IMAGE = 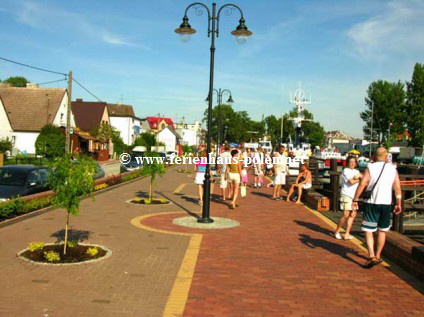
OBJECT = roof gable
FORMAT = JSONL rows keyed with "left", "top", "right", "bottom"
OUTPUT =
{"left": 0, "top": 87, "right": 66, "bottom": 131}
{"left": 107, "top": 104, "right": 135, "bottom": 117}
{"left": 71, "top": 100, "right": 108, "bottom": 132}
{"left": 147, "top": 116, "right": 175, "bottom": 129}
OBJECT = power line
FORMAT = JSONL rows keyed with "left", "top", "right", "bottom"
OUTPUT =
{"left": 72, "top": 78, "right": 103, "bottom": 102}
{"left": 1, "top": 56, "right": 104, "bottom": 102}
{"left": 0, "top": 56, "right": 67, "bottom": 76}
{"left": 36, "top": 78, "right": 68, "bottom": 86}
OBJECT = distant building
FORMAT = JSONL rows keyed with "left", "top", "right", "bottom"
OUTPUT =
{"left": 175, "top": 120, "right": 202, "bottom": 147}
{"left": 107, "top": 103, "right": 141, "bottom": 145}
{"left": 145, "top": 116, "right": 175, "bottom": 133}
{"left": 71, "top": 99, "right": 112, "bottom": 159}
{"left": 156, "top": 126, "right": 182, "bottom": 152}
{"left": 0, "top": 85, "right": 75, "bottom": 154}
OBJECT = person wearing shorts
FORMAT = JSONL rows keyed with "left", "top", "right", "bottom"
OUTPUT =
{"left": 253, "top": 147, "right": 264, "bottom": 188}
{"left": 272, "top": 145, "right": 289, "bottom": 200}
{"left": 352, "top": 147, "right": 402, "bottom": 268}
{"left": 226, "top": 149, "right": 242, "bottom": 209}
{"left": 286, "top": 163, "right": 312, "bottom": 204}
{"left": 219, "top": 144, "right": 232, "bottom": 201}
{"left": 334, "top": 156, "right": 362, "bottom": 240}
{"left": 194, "top": 151, "right": 211, "bottom": 206}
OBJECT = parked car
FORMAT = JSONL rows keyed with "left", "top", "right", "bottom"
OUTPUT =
{"left": 93, "top": 162, "right": 105, "bottom": 179}
{"left": 157, "top": 151, "right": 168, "bottom": 163}
{"left": 0, "top": 165, "right": 51, "bottom": 201}
{"left": 166, "top": 151, "right": 178, "bottom": 162}
{"left": 123, "top": 156, "right": 143, "bottom": 171}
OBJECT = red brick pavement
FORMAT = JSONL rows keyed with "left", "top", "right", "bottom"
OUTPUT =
{"left": 142, "top": 183, "right": 424, "bottom": 317}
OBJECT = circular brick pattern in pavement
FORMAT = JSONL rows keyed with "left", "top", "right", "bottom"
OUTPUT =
{"left": 172, "top": 216, "right": 240, "bottom": 229}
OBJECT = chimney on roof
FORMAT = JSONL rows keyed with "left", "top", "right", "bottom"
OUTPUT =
{"left": 26, "top": 83, "right": 39, "bottom": 88}
{"left": 76, "top": 98, "right": 83, "bottom": 102}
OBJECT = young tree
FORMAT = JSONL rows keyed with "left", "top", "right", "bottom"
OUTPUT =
{"left": 35, "top": 124, "right": 65, "bottom": 158}
{"left": 133, "top": 132, "right": 156, "bottom": 151}
{"left": 0, "top": 137, "right": 13, "bottom": 153}
{"left": 139, "top": 152, "right": 166, "bottom": 202}
{"left": 405, "top": 63, "right": 424, "bottom": 147}
{"left": 4, "top": 76, "right": 29, "bottom": 87}
{"left": 360, "top": 80, "right": 405, "bottom": 144}
{"left": 49, "top": 155, "right": 96, "bottom": 254}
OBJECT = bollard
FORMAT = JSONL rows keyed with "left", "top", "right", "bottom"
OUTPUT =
{"left": 330, "top": 172, "right": 340, "bottom": 212}
{"left": 330, "top": 158, "right": 338, "bottom": 172}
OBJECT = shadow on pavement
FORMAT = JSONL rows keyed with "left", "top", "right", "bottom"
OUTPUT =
{"left": 135, "top": 191, "right": 150, "bottom": 198}
{"left": 51, "top": 229, "right": 91, "bottom": 243}
{"left": 299, "top": 234, "right": 367, "bottom": 267}
{"left": 250, "top": 191, "right": 273, "bottom": 199}
{"left": 294, "top": 220, "right": 334, "bottom": 237}
{"left": 159, "top": 192, "right": 200, "bottom": 220}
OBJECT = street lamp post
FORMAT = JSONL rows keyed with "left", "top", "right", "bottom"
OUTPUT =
{"left": 175, "top": 2, "right": 252, "bottom": 223}
{"left": 205, "top": 88, "right": 234, "bottom": 169}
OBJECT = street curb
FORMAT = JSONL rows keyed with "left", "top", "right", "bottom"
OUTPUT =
{"left": 0, "top": 165, "right": 177, "bottom": 229}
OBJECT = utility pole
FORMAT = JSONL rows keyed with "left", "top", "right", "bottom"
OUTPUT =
{"left": 280, "top": 112, "right": 283, "bottom": 145}
{"left": 369, "top": 100, "right": 374, "bottom": 158}
{"left": 66, "top": 70, "right": 72, "bottom": 154}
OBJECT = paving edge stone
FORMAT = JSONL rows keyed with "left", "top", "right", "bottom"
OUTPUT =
{"left": 16, "top": 243, "right": 112, "bottom": 266}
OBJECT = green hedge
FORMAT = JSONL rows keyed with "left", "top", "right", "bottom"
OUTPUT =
{"left": 0, "top": 171, "right": 141, "bottom": 221}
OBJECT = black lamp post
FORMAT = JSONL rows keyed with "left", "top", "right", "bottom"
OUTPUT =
{"left": 205, "top": 88, "right": 234, "bottom": 169}
{"left": 175, "top": 2, "right": 252, "bottom": 223}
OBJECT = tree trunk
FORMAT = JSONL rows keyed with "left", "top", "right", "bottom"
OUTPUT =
{"left": 149, "top": 178, "right": 153, "bottom": 201}
{"left": 63, "top": 211, "right": 70, "bottom": 255}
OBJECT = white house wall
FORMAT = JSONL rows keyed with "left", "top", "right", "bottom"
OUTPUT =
{"left": 157, "top": 129, "right": 176, "bottom": 152}
{"left": 0, "top": 98, "right": 13, "bottom": 139}
{"left": 52, "top": 94, "right": 76, "bottom": 128}
{"left": 110, "top": 116, "right": 133, "bottom": 145}
{"left": 12, "top": 132, "right": 39, "bottom": 154}
{"left": 177, "top": 129, "right": 197, "bottom": 146}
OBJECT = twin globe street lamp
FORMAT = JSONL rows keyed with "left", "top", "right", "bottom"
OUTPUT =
{"left": 175, "top": 2, "right": 252, "bottom": 223}
{"left": 205, "top": 88, "right": 234, "bottom": 169}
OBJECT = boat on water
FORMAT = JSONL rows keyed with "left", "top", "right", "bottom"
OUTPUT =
{"left": 313, "top": 146, "right": 346, "bottom": 167}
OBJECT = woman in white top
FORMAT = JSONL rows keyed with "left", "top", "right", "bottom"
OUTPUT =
{"left": 334, "top": 156, "right": 362, "bottom": 240}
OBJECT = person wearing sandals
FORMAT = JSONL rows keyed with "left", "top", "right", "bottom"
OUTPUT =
{"left": 334, "top": 156, "right": 362, "bottom": 240}
{"left": 226, "top": 149, "right": 243, "bottom": 209}
{"left": 352, "top": 147, "right": 402, "bottom": 269}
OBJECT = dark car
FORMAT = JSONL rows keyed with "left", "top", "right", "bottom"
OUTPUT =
{"left": 0, "top": 165, "right": 50, "bottom": 201}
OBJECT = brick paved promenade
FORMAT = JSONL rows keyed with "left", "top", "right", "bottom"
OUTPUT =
{"left": 0, "top": 166, "right": 423, "bottom": 316}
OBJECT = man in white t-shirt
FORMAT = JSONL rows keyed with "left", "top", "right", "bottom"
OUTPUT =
{"left": 352, "top": 147, "right": 402, "bottom": 268}
{"left": 219, "top": 144, "right": 232, "bottom": 201}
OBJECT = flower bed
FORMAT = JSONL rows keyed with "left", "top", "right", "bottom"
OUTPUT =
{"left": 18, "top": 242, "right": 110, "bottom": 264}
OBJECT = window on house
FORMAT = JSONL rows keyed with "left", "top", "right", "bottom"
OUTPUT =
{"left": 161, "top": 123, "right": 166, "bottom": 130}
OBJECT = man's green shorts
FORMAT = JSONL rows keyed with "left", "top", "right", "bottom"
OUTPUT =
{"left": 361, "top": 203, "right": 393, "bottom": 232}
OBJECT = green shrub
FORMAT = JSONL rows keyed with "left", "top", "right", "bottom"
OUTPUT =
{"left": 0, "top": 199, "right": 25, "bottom": 218}
{"left": 86, "top": 247, "right": 98, "bottom": 256}
{"left": 44, "top": 251, "right": 60, "bottom": 262}
{"left": 28, "top": 242, "right": 45, "bottom": 252}
{"left": 67, "top": 240, "right": 78, "bottom": 248}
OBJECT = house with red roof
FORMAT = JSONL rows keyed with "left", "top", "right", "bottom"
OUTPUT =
{"left": 146, "top": 116, "right": 175, "bottom": 133}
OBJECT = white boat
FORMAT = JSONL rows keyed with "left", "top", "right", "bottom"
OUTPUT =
{"left": 313, "top": 147, "right": 346, "bottom": 167}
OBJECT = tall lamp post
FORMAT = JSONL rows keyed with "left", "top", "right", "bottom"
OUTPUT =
{"left": 175, "top": 2, "right": 252, "bottom": 223}
{"left": 205, "top": 88, "right": 234, "bottom": 169}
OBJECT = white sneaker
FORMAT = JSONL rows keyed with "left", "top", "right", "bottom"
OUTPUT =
{"left": 334, "top": 232, "right": 342, "bottom": 240}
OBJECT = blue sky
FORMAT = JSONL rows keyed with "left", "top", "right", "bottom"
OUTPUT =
{"left": 1, "top": 0, "right": 423, "bottom": 138}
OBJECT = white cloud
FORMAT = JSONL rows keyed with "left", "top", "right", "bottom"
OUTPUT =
{"left": 347, "top": 0, "right": 424, "bottom": 60}
{"left": 15, "top": 1, "right": 147, "bottom": 48}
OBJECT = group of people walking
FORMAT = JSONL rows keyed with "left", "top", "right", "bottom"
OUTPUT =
{"left": 194, "top": 144, "right": 312, "bottom": 209}
{"left": 194, "top": 144, "right": 402, "bottom": 269}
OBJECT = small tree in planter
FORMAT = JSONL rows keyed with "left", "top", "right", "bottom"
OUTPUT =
{"left": 136, "top": 152, "right": 167, "bottom": 204}
{"left": 49, "top": 155, "right": 96, "bottom": 254}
